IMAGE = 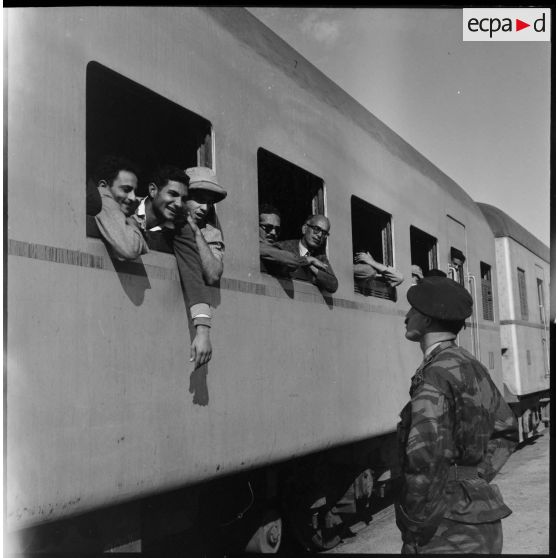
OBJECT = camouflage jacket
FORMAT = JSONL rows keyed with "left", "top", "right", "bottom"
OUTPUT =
{"left": 395, "top": 341, "right": 518, "bottom": 547}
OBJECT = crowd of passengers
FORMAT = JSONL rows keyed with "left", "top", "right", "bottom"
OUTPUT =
{"left": 87, "top": 155, "right": 446, "bottom": 368}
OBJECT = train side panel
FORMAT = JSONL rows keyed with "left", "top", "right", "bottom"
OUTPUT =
{"left": 495, "top": 237, "right": 550, "bottom": 396}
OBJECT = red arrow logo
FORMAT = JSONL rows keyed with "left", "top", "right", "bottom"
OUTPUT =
{"left": 516, "top": 19, "right": 530, "bottom": 31}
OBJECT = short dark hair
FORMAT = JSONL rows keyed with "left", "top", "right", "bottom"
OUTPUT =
{"left": 93, "top": 155, "right": 139, "bottom": 186}
{"left": 425, "top": 269, "right": 447, "bottom": 278}
{"left": 150, "top": 165, "right": 189, "bottom": 190}
{"left": 259, "top": 203, "right": 280, "bottom": 217}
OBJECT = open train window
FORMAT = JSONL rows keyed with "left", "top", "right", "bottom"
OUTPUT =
{"left": 257, "top": 148, "right": 324, "bottom": 245}
{"left": 86, "top": 61, "right": 213, "bottom": 242}
{"left": 448, "top": 247, "right": 465, "bottom": 286}
{"left": 410, "top": 226, "right": 438, "bottom": 277}
{"left": 517, "top": 268, "right": 529, "bottom": 320}
{"left": 480, "top": 262, "right": 494, "bottom": 321}
{"left": 351, "top": 196, "right": 396, "bottom": 301}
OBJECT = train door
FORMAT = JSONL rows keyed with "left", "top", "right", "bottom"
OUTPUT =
{"left": 446, "top": 216, "right": 477, "bottom": 357}
{"left": 535, "top": 265, "right": 550, "bottom": 378}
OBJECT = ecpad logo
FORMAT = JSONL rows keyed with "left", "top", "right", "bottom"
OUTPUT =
{"left": 463, "top": 9, "right": 550, "bottom": 41}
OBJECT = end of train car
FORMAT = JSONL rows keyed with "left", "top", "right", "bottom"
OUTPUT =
{"left": 477, "top": 203, "right": 551, "bottom": 441}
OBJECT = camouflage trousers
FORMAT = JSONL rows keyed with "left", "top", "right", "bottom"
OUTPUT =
{"left": 401, "top": 518, "right": 503, "bottom": 554}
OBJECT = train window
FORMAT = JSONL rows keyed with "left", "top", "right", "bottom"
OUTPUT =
{"left": 536, "top": 278, "right": 546, "bottom": 324}
{"left": 480, "top": 262, "right": 494, "bottom": 321}
{"left": 86, "top": 61, "right": 213, "bottom": 241}
{"left": 517, "top": 268, "right": 529, "bottom": 320}
{"left": 351, "top": 196, "right": 396, "bottom": 301}
{"left": 526, "top": 349, "right": 531, "bottom": 365}
{"left": 257, "top": 148, "right": 324, "bottom": 244}
{"left": 409, "top": 226, "right": 438, "bottom": 277}
{"left": 448, "top": 247, "right": 465, "bottom": 286}
{"left": 488, "top": 351, "right": 495, "bottom": 370}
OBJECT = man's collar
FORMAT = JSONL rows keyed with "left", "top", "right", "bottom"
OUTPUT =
{"left": 136, "top": 197, "right": 147, "bottom": 216}
{"left": 424, "top": 339, "right": 456, "bottom": 359}
{"left": 299, "top": 240, "right": 309, "bottom": 257}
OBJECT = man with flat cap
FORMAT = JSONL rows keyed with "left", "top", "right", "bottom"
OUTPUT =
{"left": 395, "top": 277, "right": 518, "bottom": 554}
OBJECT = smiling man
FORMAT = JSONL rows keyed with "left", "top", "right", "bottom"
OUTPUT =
{"left": 134, "top": 165, "right": 190, "bottom": 232}
{"left": 94, "top": 155, "right": 148, "bottom": 261}
{"left": 396, "top": 276, "right": 518, "bottom": 554}
{"left": 132, "top": 165, "right": 213, "bottom": 369}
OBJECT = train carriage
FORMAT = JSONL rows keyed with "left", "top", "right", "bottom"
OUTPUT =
{"left": 478, "top": 203, "right": 551, "bottom": 441}
{"left": 7, "top": 7, "right": 511, "bottom": 553}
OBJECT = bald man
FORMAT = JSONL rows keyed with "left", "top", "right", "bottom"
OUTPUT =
{"left": 278, "top": 214, "right": 338, "bottom": 293}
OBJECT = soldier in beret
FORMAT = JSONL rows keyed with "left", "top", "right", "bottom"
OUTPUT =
{"left": 395, "top": 277, "right": 518, "bottom": 554}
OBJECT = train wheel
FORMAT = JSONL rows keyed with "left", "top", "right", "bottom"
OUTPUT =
{"left": 244, "top": 509, "right": 282, "bottom": 554}
{"left": 286, "top": 509, "right": 342, "bottom": 552}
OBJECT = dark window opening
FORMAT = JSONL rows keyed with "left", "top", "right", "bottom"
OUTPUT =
{"left": 257, "top": 148, "right": 324, "bottom": 244}
{"left": 449, "top": 247, "right": 466, "bottom": 286}
{"left": 517, "top": 268, "right": 529, "bottom": 320}
{"left": 351, "top": 196, "right": 395, "bottom": 301}
{"left": 480, "top": 262, "right": 494, "bottom": 321}
{"left": 86, "top": 61, "right": 212, "bottom": 239}
{"left": 536, "top": 278, "right": 545, "bottom": 324}
{"left": 410, "top": 226, "right": 438, "bottom": 277}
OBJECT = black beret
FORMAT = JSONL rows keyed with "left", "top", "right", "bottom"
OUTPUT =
{"left": 407, "top": 276, "right": 473, "bottom": 321}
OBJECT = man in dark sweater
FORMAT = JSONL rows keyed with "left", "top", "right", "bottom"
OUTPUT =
{"left": 259, "top": 204, "right": 310, "bottom": 277}
{"left": 133, "top": 165, "right": 213, "bottom": 369}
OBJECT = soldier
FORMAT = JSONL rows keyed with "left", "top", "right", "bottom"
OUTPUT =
{"left": 396, "top": 276, "right": 518, "bottom": 554}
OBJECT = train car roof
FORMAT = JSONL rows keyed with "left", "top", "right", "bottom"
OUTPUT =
{"left": 477, "top": 203, "right": 550, "bottom": 262}
{"left": 207, "top": 8, "right": 483, "bottom": 213}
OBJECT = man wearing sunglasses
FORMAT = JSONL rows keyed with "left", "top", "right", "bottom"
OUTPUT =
{"left": 259, "top": 204, "right": 310, "bottom": 276}
{"left": 278, "top": 214, "right": 338, "bottom": 293}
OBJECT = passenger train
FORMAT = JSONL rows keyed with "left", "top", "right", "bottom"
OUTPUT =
{"left": 6, "top": 7, "right": 551, "bottom": 554}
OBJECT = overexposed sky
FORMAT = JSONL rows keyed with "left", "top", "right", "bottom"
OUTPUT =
{"left": 249, "top": 8, "right": 552, "bottom": 244}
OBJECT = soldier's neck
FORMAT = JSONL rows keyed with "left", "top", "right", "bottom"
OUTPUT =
{"left": 420, "top": 332, "right": 457, "bottom": 355}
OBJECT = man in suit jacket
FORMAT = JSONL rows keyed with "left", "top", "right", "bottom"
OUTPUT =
{"left": 279, "top": 214, "right": 338, "bottom": 293}
{"left": 259, "top": 204, "right": 310, "bottom": 276}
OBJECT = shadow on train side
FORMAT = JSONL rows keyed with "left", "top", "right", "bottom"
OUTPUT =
{"left": 86, "top": 215, "right": 214, "bottom": 407}
{"left": 86, "top": 215, "right": 152, "bottom": 306}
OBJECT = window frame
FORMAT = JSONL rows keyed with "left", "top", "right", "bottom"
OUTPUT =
{"left": 409, "top": 225, "right": 438, "bottom": 275}
{"left": 480, "top": 261, "right": 494, "bottom": 321}
{"left": 85, "top": 61, "right": 214, "bottom": 251}
{"left": 257, "top": 148, "right": 325, "bottom": 250}
{"left": 351, "top": 195, "right": 396, "bottom": 301}
{"left": 517, "top": 267, "right": 529, "bottom": 320}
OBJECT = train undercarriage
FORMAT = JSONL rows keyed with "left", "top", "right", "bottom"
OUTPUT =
{"left": 8, "top": 434, "right": 398, "bottom": 555}
{"left": 508, "top": 390, "right": 551, "bottom": 443}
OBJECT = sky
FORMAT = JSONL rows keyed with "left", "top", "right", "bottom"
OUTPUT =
{"left": 248, "top": 8, "right": 552, "bottom": 245}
